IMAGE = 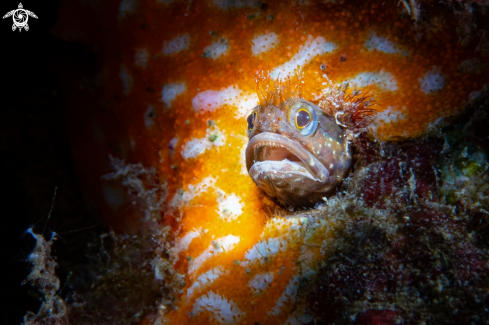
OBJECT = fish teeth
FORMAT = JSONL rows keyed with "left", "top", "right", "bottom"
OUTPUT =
{"left": 254, "top": 141, "right": 288, "bottom": 149}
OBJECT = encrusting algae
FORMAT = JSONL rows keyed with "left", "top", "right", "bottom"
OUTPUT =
{"left": 21, "top": 0, "right": 489, "bottom": 324}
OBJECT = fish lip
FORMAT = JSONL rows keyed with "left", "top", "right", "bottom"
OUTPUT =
{"left": 246, "top": 132, "right": 329, "bottom": 182}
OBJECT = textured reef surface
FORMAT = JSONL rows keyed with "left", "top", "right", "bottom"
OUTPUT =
{"left": 22, "top": 0, "right": 489, "bottom": 324}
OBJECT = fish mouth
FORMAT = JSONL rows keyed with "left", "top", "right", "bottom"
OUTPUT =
{"left": 246, "top": 132, "right": 329, "bottom": 182}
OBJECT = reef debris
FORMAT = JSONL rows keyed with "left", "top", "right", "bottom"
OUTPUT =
{"left": 23, "top": 229, "right": 68, "bottom": 325}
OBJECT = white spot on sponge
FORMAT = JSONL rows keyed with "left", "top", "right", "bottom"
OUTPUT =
{"left": 175, "top": 230, "right": 201, "bottom": 255}
{"left": 163, "top": 34, "right": 191, "bottom": 55}
{"left": 187, "top": 267, "right": 229, "bottom": 298}
{"left": 165, "top": 229, "right": 202, "bottom": 274}
{"left": 181, "top": 124, "right": 226, "bottom": 160}
{"left": 119, "top": 65, "right": 133, "bottom": 95}
{"left": 118, "top": 0, "right": 138, "bottom": 19}
{"left": 241, "top": 237, "right": 288, "bottom": 266}
{"left": 252, "top": 32, "right": 279, "bottom": 56}
{"left": 134, "top": 48, "right": 149, "bottom": 69}
{"left": 370, "top": 106, "right": 407, "bottom": 132}
{"left": 364, "top": 31, "right": 407, "bottom": 55}
{"left": 419, "top": 66, "right": 445, "bottom": 94}
{"left": 271, "top": 35, "right": 337, "bottom": 78}
{"left": 168, "top": 137, "right": 178, "bottom": 157}
{"left": 241, "top": 217, "right": 306, "bottom": 267}
{"left": 217, "top": 191, "right": 243, "bottom": 221}
{"left": 169, "top": 177, "right": 217, "bottom": 210}
{"left": 378, "top": 106, "right": 406, "bottom": 123}
{"left": 348, "top": 71, "right": 398, "bottom": 91}
{"left": 249, "top": 272, "right": 274, "bottom": 294}
{"left": 189, "top": 235, "right": 240, "bottom": 274}
{"left": 162, "top": 82, "right": 186, "bottom": 109}
{"left": 267, "top": 276, "right": 300, "bottom": 316}
{"left": 192, "top": 85, "right": 258, "bottom": 118}
{"left": 191, "top": 291, "right": 245, "bottom": 324}
{"left": 203, "top": 38, "right": 230, "bottom": 60}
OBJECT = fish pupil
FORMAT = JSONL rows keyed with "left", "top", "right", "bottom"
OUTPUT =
{"left": 296, "top": 109, "right": 311, "bottom": 128}
{"left": 247, "top": 112, "right": 256, "bottom": 130}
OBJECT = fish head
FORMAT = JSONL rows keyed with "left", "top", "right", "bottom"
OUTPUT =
{"left": 245, "top": 97, "right": 352, "bottom": 208}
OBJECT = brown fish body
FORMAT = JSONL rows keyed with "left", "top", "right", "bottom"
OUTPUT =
{"left": 246, "top": 97, "right": 352, "bottom": 208}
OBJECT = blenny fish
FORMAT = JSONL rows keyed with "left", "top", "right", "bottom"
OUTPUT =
{"left": 246, "top": 73, "right": 374, "bottom": 208}
{"left": 51, "top": 0, "right": 489, "bottom": 324}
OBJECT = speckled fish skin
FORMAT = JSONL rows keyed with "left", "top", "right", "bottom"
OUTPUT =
{"left": 246, "top": 97, "right": 351, "bottom": 208}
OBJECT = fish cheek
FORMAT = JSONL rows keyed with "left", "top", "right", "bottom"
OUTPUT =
{"left": 313, "top": 123, "right": 339, "bottom": 169}
{"left": 316, "top": 139, "right": 335, "bottom": 169}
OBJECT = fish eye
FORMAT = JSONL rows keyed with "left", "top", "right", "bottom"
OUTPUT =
{"left": 289, "top": 102, "right": 318, "bottom": 136}
{"left": 295, "top": 109, "right": 312, "bottom": 129}
{"left": 247, "top": 110, "right": 257, "bottom": 133}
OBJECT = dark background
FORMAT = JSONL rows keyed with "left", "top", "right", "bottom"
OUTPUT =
{"left": 0, "top": 1, "right": 103, "bottom": 323}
